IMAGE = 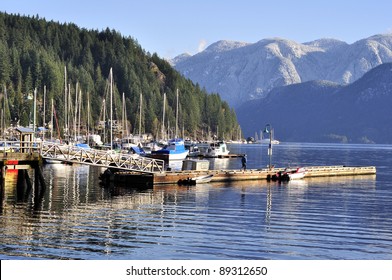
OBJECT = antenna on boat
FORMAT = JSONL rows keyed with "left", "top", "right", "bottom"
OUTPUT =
{"left": 264, "top": 124, "right": 273, "bottom": 170}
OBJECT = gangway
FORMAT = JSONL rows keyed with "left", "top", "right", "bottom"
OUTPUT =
{"left": 38, "top": 141, "right": 165, "bottom": 173}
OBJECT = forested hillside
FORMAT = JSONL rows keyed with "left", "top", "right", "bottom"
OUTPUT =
{"left": 0, "top": 12, "right": 239, "bottom": 141}
{"left": 237, "top": 63, "right": 392, "bottom": 144}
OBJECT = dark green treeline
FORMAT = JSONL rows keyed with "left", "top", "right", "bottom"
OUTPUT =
{"left": 0, "top": 12, "right": 240, "bottom": 140}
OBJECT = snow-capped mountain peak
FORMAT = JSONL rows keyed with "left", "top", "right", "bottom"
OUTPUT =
{"left": 173, "top": 34, "right": 392, "bottom": 107}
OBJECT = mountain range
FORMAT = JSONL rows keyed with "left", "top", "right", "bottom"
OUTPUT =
{"left": 172, "top": 34, "right": 392, "bottom": 108}
{"left": 172, "top": 34, "right": 392, "bottom": 143}
{"left": 236, "top": 62, "right": 392, "bottom": 144}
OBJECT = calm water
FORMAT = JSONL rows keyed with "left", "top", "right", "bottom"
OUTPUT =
{"left": 0, "top": 143, "right": 391, "bottom": 260}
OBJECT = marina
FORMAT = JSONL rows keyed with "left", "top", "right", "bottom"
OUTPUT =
{"left": 0, "top": 136, "right": 377, "bottom": 188}
{"left": 0, "top": 142, "right": 390, "bottom": 260}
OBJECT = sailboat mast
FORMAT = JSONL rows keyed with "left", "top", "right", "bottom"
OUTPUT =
{"left": 64, "top": 66, "right": 68, "bottom": 141}
{"left": 78, "top": 89, "right": 82, "bottom": 140}
{"left": 67, "top": 83, "right": 71, "bottom": 142}
{"left": 74, "top": 82, "right": 78, "bottom": 142}
{"left": 175, "top": 89, "right": 179, "bottom": 138}
{"left": 43, "top": 85, "right": 46, "bottom": 140}
{"left": 139, "top": 92, "right": 142, "bottom": 138}
{"left": 0, "top": 108, "right": 2, "bottom": 138}
{"left": 2, "top": 85, "right": 6, "bottom": 137}
{"left": 110, "top": 68, "right": 113, "bottom": 149}
{"left": 162, "top": 92, "right": 166, "bottom": 140}
{"left": 33, "top": 88, "right": 37, "bottom": 140}
{"left": 122, "top": 92, "right": 125, "bottom": 137}
{"left": 87, "top": 92, "right": 90, "bottom": 145}
{"left": 50, "top": 98, "right": 53, "bottom": 140}
{"left": 103, "top": 99, "right": 106, "bottom": 144}
{"left": 122, "top": 92, "right": 129, "bottom": 137}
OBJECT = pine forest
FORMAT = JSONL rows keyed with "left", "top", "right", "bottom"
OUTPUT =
{"left": 0, "top": 12, "right": 240, "bottom": 143}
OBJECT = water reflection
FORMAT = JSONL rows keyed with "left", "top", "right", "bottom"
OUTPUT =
{"left": 1, "top": 164, "right": 378, "bottom": 219}
{"left": 0, "top": 143, "right": 390, "bottom": 260}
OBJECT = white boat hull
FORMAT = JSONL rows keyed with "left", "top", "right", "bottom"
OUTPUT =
{"left": 287, "top": 172, "right": 306, "bottom": 180}
{"left": 168, "top": 151, "right": 189, "bottom": 161}
{"left": 194, "top": 174, "right": 213, "bottom": 183}
{"left": 178, "top": 174, "right": 213, "bottom": 185}
{"left": 151, "top": 138, "right": 189, "bottom": 161}
{"left": 203, "top": 141, "right": 230, "bottom": 157}
{"left": 271, "top": 167, "right": 307, "bottom": 181}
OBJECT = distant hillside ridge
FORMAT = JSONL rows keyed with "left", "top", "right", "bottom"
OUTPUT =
{"left": 236, "top": 62, "right": 392, "bottom": 144}
{"left": 173, "top": 34, "right": 392, "bottom": 108}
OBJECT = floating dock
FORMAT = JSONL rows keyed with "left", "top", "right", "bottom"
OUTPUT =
{"left": 200, "top": 153, "right": 245, "bottom": 159}
{"left": 102, "top": 165, "right": 376, "bottom": 186}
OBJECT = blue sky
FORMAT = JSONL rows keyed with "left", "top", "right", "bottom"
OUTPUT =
{"left": 2, "top": 0, "right": 392, "bottom": 58}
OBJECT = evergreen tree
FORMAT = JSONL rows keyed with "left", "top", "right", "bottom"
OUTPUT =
{"left": 0, "top": 12, "right": 241, "bottom": 140}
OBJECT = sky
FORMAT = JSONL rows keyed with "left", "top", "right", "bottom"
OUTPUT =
{"left": 2, "top": 0, "right": 392, "bottom": 59}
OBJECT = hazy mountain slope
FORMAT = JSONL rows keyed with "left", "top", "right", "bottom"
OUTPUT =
{"left": 236, "top": 63, "right": 392, "bottom": 144}
{"left": 324, "top": 62, "right": 392, "bottom": 143}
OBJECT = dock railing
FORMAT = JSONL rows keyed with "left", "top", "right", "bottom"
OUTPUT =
{"left": 0, "top": 140, "right": 165, "bottom": 174}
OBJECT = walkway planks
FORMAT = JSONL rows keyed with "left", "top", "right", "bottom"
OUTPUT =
{"left": 106, "top": 165, "right": 376, "bottom": 185}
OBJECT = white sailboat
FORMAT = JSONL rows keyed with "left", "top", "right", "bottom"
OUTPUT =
{"left": 150, "top": 89, "right": 189, "bottom": 161}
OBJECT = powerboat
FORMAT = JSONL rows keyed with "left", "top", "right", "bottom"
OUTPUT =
{"left": 178, "top": 174, "right": 213, "bottom": 185}
{"left": 185, "top": 142, "right": 200, "bottom": 157}
{"left": 271, "top": 167, "right": 307, "bottom": 181}
{"left": 150, "top": 138, "right": 189, "bottom": 161}
{"left": 203, "top": 141, "right": 229, "bottom": 157}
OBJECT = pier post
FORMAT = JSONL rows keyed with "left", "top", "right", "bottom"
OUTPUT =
{"left": 34, "top": 165, "right": 46, "bottom": 190}
{"left": 0, "top": 163, "right": 7, "bottom": 211}
{"left": 23, "top": 170, "right": 33, "bottom": 200}
{"left": 0, "top": 171, "right": 4, "bottom": 213}
{"left": 268, "top": 129, "right": 272, "bottom": 169}
{"left": 33, "top": 168, "right": 46, "bottom": 210}
{"left": 1, "top": 165, "right": 6, "bottom": 188}
{"left": 16, "top": 169, "right": 33, "bottom": 202}
{"left": 263, "top": 124, "right": 273, "bottom": 170}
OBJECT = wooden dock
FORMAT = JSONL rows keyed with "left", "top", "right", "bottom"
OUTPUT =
{"left": 0, "top": 152, "right": 46, "bottom": 190}
{"left": 200, "top": 153, "right": 245, "bottom": 159}
{"left": 102, "top": 165, "right": 376, "bottom": 186}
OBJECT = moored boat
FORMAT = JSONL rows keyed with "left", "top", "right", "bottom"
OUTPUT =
{"left": 203, "top": 141, "right": 229, "bottom": 157}
{"left": 256, "top": 139, "right": 280, "bottom": 144}
{"left": 178, "top": 174, "right": 213, "bottom": 185}
{"left": 271, "top": 167, "right": 306, "bottom": 181}
{"left": 149, "top": 138, "right": 189, "bottom": 161}
{"left": 185, "top": 142, "right": 200, "bottom": 157}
